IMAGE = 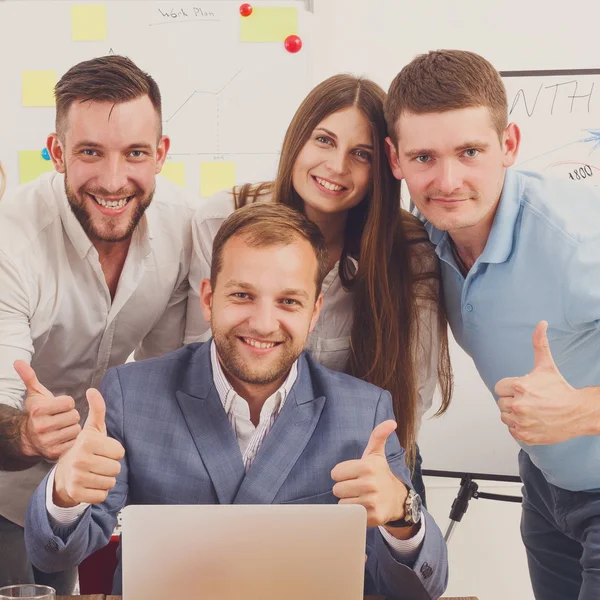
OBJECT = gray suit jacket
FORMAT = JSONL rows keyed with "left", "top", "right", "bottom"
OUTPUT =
{"left": 26, "top": 342, "right": 448, "bottom": 599}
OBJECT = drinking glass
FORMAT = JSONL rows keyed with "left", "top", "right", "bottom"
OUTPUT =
{"left": 0, "top": 585, "right": 55, "bottom": 600}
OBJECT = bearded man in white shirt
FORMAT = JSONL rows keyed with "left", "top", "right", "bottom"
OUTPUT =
{"left": 0, "top": 55, "right": 196, "bottom": 593}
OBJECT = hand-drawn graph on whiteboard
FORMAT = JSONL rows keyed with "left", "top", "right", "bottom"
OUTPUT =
{"left": 502, "top": 69, "right": 600, "bottom": 187}
{"left": 0, "top": 1, "right": 312, "bottom": 196}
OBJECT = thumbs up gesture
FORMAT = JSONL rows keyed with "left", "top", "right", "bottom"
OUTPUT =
{"left": 495, "top": 321, "right": 582, "bottom": 445}
{"left": 53, "top": 389, "right": 125, "bottom": 508}
{"left": 14, "top": 360, "right": 81, "bottom": 460}
{"left": 331, "top": 420, "right": 408, "bottom": 527}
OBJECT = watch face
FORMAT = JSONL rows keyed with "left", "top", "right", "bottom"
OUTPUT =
{"left": 410, "top": 490, "right": 422, "bottom": 523}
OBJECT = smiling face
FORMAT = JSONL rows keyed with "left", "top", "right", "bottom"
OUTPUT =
{"left": 387, "top": 106, "right": 520, "bottom": 240}
{"left": 201, "top": 234, "right": 323, "bottom": 393}
{"left": 48, "top": 95, "right": 169, "bottom": 243}
{"left": 291, "top": 106, "right": 373, "bottom": 222}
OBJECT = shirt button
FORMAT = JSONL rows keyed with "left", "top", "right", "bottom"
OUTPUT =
{"left": 465, "top": 303, "right": 473, "bottom": 312}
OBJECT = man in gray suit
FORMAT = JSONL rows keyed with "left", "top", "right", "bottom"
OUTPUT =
{"left": 25, "top": 203, "right": 448, "bottom": 599}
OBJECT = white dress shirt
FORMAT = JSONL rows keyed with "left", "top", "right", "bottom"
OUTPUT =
{"left": 0, "top": 171, "right": 197, "bottom": 526}
{"left": 47, "top": 341, "right": 424, "bottom": 558}
{"left": 210, "top": 341, "right": 297, "bottom": 471}
{"left": 208, "top": 342, "right": 426, "bottom": 555}
{"left": 184, "top": 190, "right": 440, "bottom": 428}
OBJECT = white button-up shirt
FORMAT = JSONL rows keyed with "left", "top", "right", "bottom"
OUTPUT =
{"left": 210, "top": 341, "right": 297, "bottom": 471}
{"left": 0, "top": 171, "right": 197, "bottom": 525}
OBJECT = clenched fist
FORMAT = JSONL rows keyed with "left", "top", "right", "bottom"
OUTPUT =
{"left": 495, "top": 321, "right": 587, "bottom": 445}
{"left": 331, "top": 420, "right": 408, "bottom": 528}
{"left": 53, "top": 388, "right": 125, "bottom": 508}
{"left": 14, "top": 360, "right": 81, "bottom": 460}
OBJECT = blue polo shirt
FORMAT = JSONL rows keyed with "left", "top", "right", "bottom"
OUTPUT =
{"left": 422, "top": 169, "right": 600, "bottom": 491}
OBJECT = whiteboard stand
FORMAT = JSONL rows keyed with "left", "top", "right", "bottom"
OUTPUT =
{"left": 423, "top": 469, "right": 522, "bottom": 544}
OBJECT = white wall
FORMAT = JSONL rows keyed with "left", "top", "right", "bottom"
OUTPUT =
{"left": 312, "top": 0, "right": 600, "bottom": 85}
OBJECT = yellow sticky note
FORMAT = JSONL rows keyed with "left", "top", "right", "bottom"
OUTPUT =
{"left": 161, "top": 162, "right": 185, "bottom": 187}
{"left": 200, "top": 162, "right": 235, "bottom": 197}
{"left": 19, "top": 151, "right": 55, "bottom": 185}
{"left": 240, "top": 7, "right": 297, "bottom": 43}
{"left": 71, "top": 4, "right": 107, "bottom": 41}
{"left": 22, "top": 71, "right": 57, "bottom": 107}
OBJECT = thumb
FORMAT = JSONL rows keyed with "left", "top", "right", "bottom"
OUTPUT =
{"left": 532, "top": 321, "right": 558, "bottom": 371}
{"left": 362, "top": 420, "right": 397, "bottom": 459}
{"left": 14, "top": 360, "right": 52, "bottom": 397}
{"left": 85, "top": 388, "right": 107, "bottom": 435}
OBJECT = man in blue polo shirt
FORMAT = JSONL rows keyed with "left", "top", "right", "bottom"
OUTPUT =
{"left": 384, "top": 49, "right": 600, "bottom": 600}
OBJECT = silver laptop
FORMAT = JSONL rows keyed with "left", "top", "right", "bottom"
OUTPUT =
{"left": 121, "top": 504, "right": 367, "bottom": 600}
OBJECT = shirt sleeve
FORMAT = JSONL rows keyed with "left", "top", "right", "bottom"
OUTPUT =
{"left": 564, "top": 236, "right": 600, "bottom": 331}
{"left": 378, "top": 518, "right": 426, "bottom": 562}
{"left": 45, "top": 466, "right": 89, "bottom": 527}
{"left": 406, "top": 233, "right": 445, "bottom": 432}
{"left": 0, "top": 249, "right": 34, "bottom": 409}
{"left": 134, "top": 215, "right": 192, "bottom": 360}
{"left": 413, "top": 297, "right": 440, "bottom": 430}
{"left": 184, "top": 191, "right": 236, "bottom": 344}
{"left": 135, "top": 273, "right": 189, "bottom": 361}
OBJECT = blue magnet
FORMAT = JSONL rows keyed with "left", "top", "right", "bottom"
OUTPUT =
{"left": 41, "top": 148, "right": 50, "bottom": 161}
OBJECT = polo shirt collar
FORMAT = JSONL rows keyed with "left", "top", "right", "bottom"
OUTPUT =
{"left": 478, "top": 168, "right": 523, "bottom": 265}
{"left": 426, "top": 168, "right": 523, "bottom": 266}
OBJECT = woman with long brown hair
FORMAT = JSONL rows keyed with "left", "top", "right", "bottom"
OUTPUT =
{"left": 184, "top": 74, "right": 453, "bottom": 503}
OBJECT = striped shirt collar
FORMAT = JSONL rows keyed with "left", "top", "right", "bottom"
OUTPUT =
{"left": 210, "top": 340, "right": 298, "bottom": 416}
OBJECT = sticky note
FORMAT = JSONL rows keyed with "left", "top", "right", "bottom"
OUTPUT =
{"left": 19, "top": 151, "right": 55, "bottom": 184}
{"left": 240, "top": 7, "right": 297, "bottom": 43}
{"left": 71, "top": 4, "right": 107, "bottom": 41}
{"left": 200, "top": 162, "right": 235, "bottom": 197}
{"left": 161, "top": 162, "right": 185, "bottom": 187}
{"left": 22, "top": 71, "right": 57, "bottom": 107}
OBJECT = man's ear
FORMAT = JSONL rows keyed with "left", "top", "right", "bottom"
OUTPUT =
{"left": 47, "top": 134, "right": 66, "bottom": 174}
{"left": 155, "top": 135, "right": 171, "bottom": 174}
{"left": 200, "top": 278, "right": 213, "bottom": 324}
{"left": 385, "top": 136, "right": 403, "bottom": 181}
{"left": 502, "top": 123, "right": 521, "bottom": 168}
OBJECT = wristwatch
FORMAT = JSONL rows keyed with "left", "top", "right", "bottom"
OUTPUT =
{"left": 385, "top": 488, "right": 422, "bottom": 528}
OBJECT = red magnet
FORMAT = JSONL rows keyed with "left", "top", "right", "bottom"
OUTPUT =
{"left": 284, "top": 34, "right": 302, "bottom": 54}
{"left": 239, "top": 3, "right": 252, "bottom": 17}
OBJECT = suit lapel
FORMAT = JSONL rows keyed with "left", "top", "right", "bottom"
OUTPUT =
{"left": 234, "top": 355, "right": 326, "bottom": 505}
{"left": 175, "top": 343, "right": 245, "bottom": 504}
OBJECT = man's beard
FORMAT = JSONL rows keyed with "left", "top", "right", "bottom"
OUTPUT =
{"left": 213, "top": 327, "right": 302, "bottom": 386}
{"left": 64, "top": 175, "right": 153, "bottom": 243}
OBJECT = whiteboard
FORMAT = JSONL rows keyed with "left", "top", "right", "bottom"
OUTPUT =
{"left": 504, "top": 70, "right": 600, "bottom": 184}
{"left": 0, "top": 0, "right": 313, "bottom": 196}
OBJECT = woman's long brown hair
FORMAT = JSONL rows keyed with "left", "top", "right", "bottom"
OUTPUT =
{"left": 233, "top": 75, "right": 453, "bottom": 463}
